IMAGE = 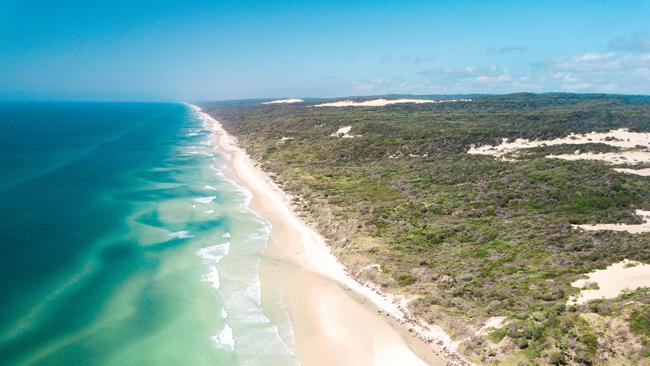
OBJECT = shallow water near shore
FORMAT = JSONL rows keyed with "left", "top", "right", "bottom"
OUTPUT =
{"left": 0, "top": 102, "right": 298, "bottom": 365}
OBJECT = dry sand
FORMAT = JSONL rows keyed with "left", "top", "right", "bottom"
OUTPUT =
{"left": 468, "top": 128, "right": 650, "bottom": 157}
{"left": 475, "top": 317, "right": 507, "bottom": 336}
{"left": 547, "top": 151, "right": 650, "bottom": 166}
{"left": 262, "top": 98, "right": 304, "bottom": 104}
{"left": 314, "top": 98, "right": 471, "bottom": 107}
{"left": 192, "top": 105, "right": 454, "bottom": 366}
{"left": 468, "top": 128, "right": 650, "bottom": 306}
{"left": 614, "top": 167, "right": 650, "bottom": 176}
{"left": 330, "top": 125, "right": 356, "bottom": 138}
{"left": 468, "top": 128, "right": 650, "bottom": 176}
{"left": 573, "top": 209, "right": 650, "bottom": 234}
{"left": 569, "top": 259, "right": 650, "bottom": 305}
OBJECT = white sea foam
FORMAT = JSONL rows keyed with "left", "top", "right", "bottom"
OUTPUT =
{"left": 196, "top": 243, "right": 231, "bottom": 263}
{"left": 242, "top": 312, "right": 271, "bottom": 324}
{"left": 245, "top": 269, "right": 262, "bottom": 306}
{"left": 202, "top": 265, "right": 221, "bottom": 289}
{"left": 204, "top": 185, "right": 218, "bottom": 191}
{"left": 169, "top": 230, "right": 193, "bottom": 239}
{"left": 237, "top": 184, "right": 254, "bottom": 208}
{"left": 234, "top": 321, "right": 297, "bottom": 358}
{"left": 181, "top": 149, "right": 212, "bottom": 156}
{"left": 212, "top": 323, "right": 235, "bottom": 350}
{"left": 197, "top": 243, "right": 231, "bottom": 290}
{"left": 190, "top": 104, "right": 299, "bottom": 362}
{"left": 194, "top": 196, "right": 216, "bottom": 203}
{"left": 204, "top": 209, "right": 216, "bottom": 214}
{"left": 207, "top": 158, "right": 256, "bottom": 209}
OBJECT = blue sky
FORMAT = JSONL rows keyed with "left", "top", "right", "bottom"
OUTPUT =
{"left": 1, "top": 0, "right": 649, "bottom": 100}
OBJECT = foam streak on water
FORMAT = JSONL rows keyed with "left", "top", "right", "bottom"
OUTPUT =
{"left": 189, "top": 106, "right": 300, "bottom": 365}
{"left": 0, "top": 103, "right": 298, "bottom": 366}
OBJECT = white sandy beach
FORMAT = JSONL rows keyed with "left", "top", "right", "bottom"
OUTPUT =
{"left": 191, "top": 105, "right": 457, "bottom": 366}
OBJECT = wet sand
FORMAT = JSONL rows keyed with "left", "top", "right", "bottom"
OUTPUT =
{"left": 198, "top": 106, "right": 446, "bottom": 365}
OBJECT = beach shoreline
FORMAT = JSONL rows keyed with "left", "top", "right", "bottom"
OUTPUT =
{"left": 192, "top": 104, "right": 468, "bottom": 366}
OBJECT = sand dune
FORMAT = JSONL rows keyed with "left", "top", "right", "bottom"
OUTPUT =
{"left": 614, "top": 167, "right": 650, "bottom": 176}
{"left": 314, "top": 98, "right": 471, "bottom": 107}
{"left": 547, "top": 151, "right": 650, "bottom": 166}
{"left": 573, "top": 209, "right": 650, "bottom": 234}
{"left": 569, "top": 259, "right": 650, "bottom": 305}
{"left": 263, "top": 98, "right": 304, "bottom": 105}
{"left": 468, "top": 128, "right": 650, "bottom": 157}
{"left": 330, "top": 126, "right": 356, "bottom": 138}
{"left": 468, "top": 129, "right": 650, "bottom": 175}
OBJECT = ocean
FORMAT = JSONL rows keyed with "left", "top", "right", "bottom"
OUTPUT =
{"left": 0, "top": 102, "right": 298, "bottom": 365}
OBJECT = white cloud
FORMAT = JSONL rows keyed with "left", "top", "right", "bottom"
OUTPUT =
{"left": 340, "top": 34, "right": 650, "bottom": 95}
{"left": 541, "top": 50, "right": 650, "bottom": 92}
{"left": 549, "top": 52, "right": 623, "bottom": 72}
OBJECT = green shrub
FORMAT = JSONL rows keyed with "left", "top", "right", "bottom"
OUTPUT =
{"left": 629, "top": 306, "right": 650, "bottom": 337}
{"left": 396, "top": 273, "right": 417, "bottom": 286}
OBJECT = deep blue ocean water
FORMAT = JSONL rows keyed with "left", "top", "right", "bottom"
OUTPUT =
{"left": 0, "top": 102, "right": 297, "bottom": 365}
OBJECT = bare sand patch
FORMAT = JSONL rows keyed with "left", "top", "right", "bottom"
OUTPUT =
{"left": 547, "top": 150, "right": 650, "bottom": 165}
{"left": 614, "top": 167, "right": 650, "bottom": 176}
{"left": 569, "top": 259, "right": 650, "bottom": 305}
{"left": 330, "top": 125, "right": 356, "bottom": 138}
{"left": 573, "top": 209, "right": 650, "bottom": 234}
{"left": 314, "top": 98, "right": 471, "bottom": 107}
{"left": 263, "top": 98, "right": 304, "bottom": 105}
{"left": 468, "top": 128, "right": 650, "bottom": 175}
{"left": 468, "top": 128, "right": 650, "bottom": 157}
{"left": 475, "top": 317, "right": 507, "bottom": 336}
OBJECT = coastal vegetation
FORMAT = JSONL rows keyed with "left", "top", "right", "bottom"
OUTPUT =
{"left": 205, "top": 93, "right": 650, "bottom": 365}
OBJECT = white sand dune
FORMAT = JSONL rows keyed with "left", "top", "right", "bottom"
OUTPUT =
{"left": 314, "top": 98, "right": 471, "bottom": 107}
{"left": 263, "top": 98, "right": 303, "bottom": 105}
{"left": 330, "top": 125, "right": 355, "bottom": 138}
{"left": 475, "top": 316, "right": 507, "bottom": 336}
{"left": 614, "top": 167, "right": 650, "bottom": 176}
{"left": 468, "top": 128, "right": 650, "bottom": 175}
{"left": 573, "top": 209, "right": 650, "bottom": 234}
{"left": 468, "top": 128, "right": 650, "bottom": 157}
{"left": 569, "top": 259, "right": 650, "bottom": 305}
{"left": 547, "top": 151, "right": 650, "bottom": 165}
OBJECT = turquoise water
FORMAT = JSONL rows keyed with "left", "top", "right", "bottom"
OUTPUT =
{"left": 0, "top": 102, "right": 298, "bottom": 365}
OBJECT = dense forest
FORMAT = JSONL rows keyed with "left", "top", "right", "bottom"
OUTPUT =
{"left": 204, "top": 94, "right": 650, "bottom": 365}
